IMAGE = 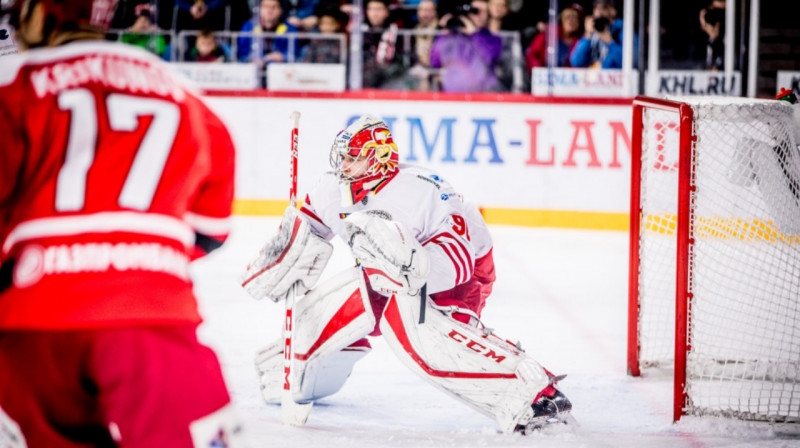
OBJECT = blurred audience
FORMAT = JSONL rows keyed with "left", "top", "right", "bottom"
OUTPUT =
{"left": 570, "top": 0, "right": 637, "bottom": 69}
{"left": 237, "top": 0, "right": 301, "bottom": 63}
{"left": 299, "top": 7, "right": 349, "bottom": 63}
{"left": 412, "top": 0, "right": 438, "bottom": 67}
{"left": 122, "top": 4, "right": 169, "bottom": 59}
{"left": 361, "top": 0, "right": 405, "bottom": 88}
{"left": 701, "top": 6, "right": 725, "bottom": 70}
{"left": 286, "top": 0, "right": 322, "bottom": 31}
{"left": 569, "top": 15, "right": 619, "bottom": 68}
{"left": 172, "top": 0, "right": 230, "bottom": 32}
{"left": 101, "top": 0, "right": 725, "bottom": 92}
{"left": 406, "top": 0, "right": 439, "bottom": 90}
{"left": 483, "top": 0, "right": 520, "bottom": 90}
{"left": 185, "top": 29, "right": 230, "bottom": 61}
{"left": 111, "top": 0, "right": 153, "bottom": 29}
{"left": 525, "top": 3, "right": 583, "bottom": 69}
{"left": 486, "top": 0, "right": 518, "bottom": 34}
{"left": 430, "top": 0, "right": 502, "bottom": 92}
{"left": 699, "top": 0, "right": 726, "bottom": 30}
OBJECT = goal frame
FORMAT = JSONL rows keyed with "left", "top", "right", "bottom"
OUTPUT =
{"left": 627, "top": 95, "right": 695, "bottom": 422}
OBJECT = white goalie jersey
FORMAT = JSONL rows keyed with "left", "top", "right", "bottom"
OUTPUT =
{"left": 299, "top": 164, "right": 492, "bottom": 295}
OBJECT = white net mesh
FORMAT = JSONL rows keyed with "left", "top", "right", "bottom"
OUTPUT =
{"left": 636, "top": 97, "right": 800, "bottom": 421}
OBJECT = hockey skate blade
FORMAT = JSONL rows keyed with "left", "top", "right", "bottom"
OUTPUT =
{"left": 516, "top": 412, "right": 578, "bottom": 435}
{"left": 280, "top": 393, "right": 313, "bottom": 426}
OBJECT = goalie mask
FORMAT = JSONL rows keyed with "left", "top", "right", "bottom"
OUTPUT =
{"left": 329, "top": 116, "right": 400, "bottom": 184}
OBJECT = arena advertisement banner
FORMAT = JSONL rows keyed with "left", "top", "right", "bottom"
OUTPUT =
{"left": 204, "top": 92, "right": 633, "bottom": 229}
{"left": 646, "top": 70, "right": 741, "bottom": 96}
{"left": 267, "top": 63, "right": 347, "bottom": 92}
{"left": 531, "top": 68, "right": 638, "bottom": 97}
{"left": 171, "top": 63, "right": 259, "bottom": 90}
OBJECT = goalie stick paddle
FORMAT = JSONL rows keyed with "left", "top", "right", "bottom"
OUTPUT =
{"left": 280, "top": 110, "right": 313, "bottom": 426}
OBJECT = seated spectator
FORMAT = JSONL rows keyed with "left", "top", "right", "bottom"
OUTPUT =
{"left": 701, "top": 6, "right": 724, "bottom": 70}
{"left": 237, "top": 0, "right": 301, "bottom": 63}
{"left": 185, "top": 29, "right": 230, "bottom": 62}
{"left": 299, "top": 8, "right": 349, "bottom": 63}
{"left": 430, "top": 3, "right": 503, "bottom": 92}
{"left": 525, "top": 3, "right": 583, "bottom": 69}
{"left": 122, "top": 4, "right": 169, "bottom": 60}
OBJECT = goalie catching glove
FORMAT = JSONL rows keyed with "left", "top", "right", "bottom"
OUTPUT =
{"left": 240, "top": 206, "right": 333, "bottom": 301}
{"left": 344, "top": 211, "right": 430, "bottom": 297}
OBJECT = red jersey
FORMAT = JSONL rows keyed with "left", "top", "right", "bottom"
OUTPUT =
{"left": 0, "top": 41, "right": 235, "bottom": 329}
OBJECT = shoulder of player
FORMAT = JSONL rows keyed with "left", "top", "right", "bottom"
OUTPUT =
{"left": 396, "top": 164, "right": 455, "bottom": 192}
{"left": 307, "top": 171, "right": 340, "bottom": 197}
{"left": 0, "top": 52, "right": 27, "bottom": 88}
{"left": 317, "top": 171, "right": 340, "bottom": 187}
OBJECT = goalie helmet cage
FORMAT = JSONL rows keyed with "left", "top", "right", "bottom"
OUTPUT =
{"left": 626, "top": 95, "right": 800, "bottom": 423}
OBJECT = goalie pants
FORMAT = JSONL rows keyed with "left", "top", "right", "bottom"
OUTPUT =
{"left": 0, "top": 325, "right": 240, "bottom": 448}
{"left": 365, "top": 249, "right": 496, "bottom": 334}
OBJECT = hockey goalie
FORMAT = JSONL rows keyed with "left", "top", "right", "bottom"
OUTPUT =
{"left": 240, "top": 116, "right": 573, "bottom": 434}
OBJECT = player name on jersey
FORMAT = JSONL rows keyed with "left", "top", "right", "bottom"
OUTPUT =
{"left": 29, "top": 54, "right": 186, "bottom": 100}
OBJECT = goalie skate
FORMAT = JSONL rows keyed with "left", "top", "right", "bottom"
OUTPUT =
{"left": 514, "top": 375, "right": 575, "bottom": 434}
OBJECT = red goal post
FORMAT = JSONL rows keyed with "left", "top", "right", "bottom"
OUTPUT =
{"left": 627, "top": 95, "right": 800, "bottom": 423}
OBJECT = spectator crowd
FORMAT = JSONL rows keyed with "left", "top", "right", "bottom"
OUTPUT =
{"left": 107, "top": 0, "right": 727, "bottom": 92}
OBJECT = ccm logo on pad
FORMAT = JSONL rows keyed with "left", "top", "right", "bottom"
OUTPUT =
{"left": 448, "top": 329, "right": 507, "bottom": 363}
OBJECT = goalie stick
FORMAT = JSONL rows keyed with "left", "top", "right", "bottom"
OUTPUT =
{"left": 280, "top": 110, "right": 313, "bottom": 425}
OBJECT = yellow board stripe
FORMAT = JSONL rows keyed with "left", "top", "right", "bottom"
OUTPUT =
{"left": 643, "top": 214, "right": 800, "bottom": 244}
{"left": 232, "top": 199, "right": 630, "bottom": 231}
{"left": 233, "top": 199, "right": 291, "bottom": 216}
{"left": 480, "top": 207, "right": 629, "bottom": 231}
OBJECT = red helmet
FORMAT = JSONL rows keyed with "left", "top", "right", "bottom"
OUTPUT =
{"left": 4, "top": 0, "right": 117, "bottom": 33}
{"left": 330, "top": 116, "right": 400, "bottom": 182}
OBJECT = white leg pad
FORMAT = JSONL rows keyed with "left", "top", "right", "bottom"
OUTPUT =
{"left": 255, "top": 267, "right": 375, "bottom": 404}
{"left": 294, "top": 344, "right": 371, "bottom": 403}
{"left": 379, "top": 294, "right": 550, "bottom": 434}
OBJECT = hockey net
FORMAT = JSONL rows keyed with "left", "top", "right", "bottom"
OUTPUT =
{"left": 627, "top": 96, "right": 800, "bottom": 422}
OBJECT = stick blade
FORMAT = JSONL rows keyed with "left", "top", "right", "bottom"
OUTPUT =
{"left": 280, "top": 393, "right": 313, "bottom": 426}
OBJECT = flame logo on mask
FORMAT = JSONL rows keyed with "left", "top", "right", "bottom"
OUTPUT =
{"left": 361, "top": 128, "right": 398, "bottom": 176}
